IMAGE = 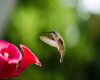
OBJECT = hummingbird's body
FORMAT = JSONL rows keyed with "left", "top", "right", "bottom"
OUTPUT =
{"left": 40, "top": 31, "right": 65, "bottom": 63}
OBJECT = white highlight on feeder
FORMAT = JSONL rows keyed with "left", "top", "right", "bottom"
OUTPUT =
{"left": 4, "top": 52, "right": 9, "bottom": 58}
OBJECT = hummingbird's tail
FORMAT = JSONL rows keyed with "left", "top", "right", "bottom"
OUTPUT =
{"left": 60, "top": 53, "right": 64, "bottom": 63}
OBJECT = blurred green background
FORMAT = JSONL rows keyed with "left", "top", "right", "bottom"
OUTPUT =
{"left": 0, "top": 0, "right": 100, "bottom": 80}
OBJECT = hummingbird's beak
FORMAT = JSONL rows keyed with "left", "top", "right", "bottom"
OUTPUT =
{"left": 43, "top": 31, "right": 55, "bottom": 34}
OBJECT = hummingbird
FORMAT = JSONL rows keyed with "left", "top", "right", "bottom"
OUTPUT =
{"left": 40, "top": 31, "right": 65, "bottom": 63}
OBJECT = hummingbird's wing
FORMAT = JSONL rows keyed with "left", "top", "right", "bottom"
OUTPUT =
{"left": 40, "top": 31, "right": 65, "bottom": 63}
{"left": 40, "top": 36, "right": 57, "bottom": 48}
